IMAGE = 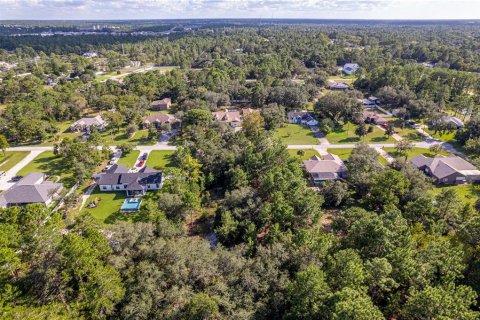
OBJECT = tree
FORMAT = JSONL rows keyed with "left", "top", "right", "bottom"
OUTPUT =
{"left": 331, "top": 288, "right": 384, "bottom": 320}
{"left": 429, "top": 143, "right": 443, "bottom": 155}
{"left": 183, "top": 109, "right": 212, "bottom": 127}
{"left": 0, "top": 134, "right": 9, "bottom": 155}
{"left": 355, "top": 123, "right": 368, "bottom": 141}
{"left": 402, "top": 285, "right": 479, "bottom": 320}
{"left": 395, "top": 139, "right": 413, "bottom": 160}
{"left": 117, "top": 143, "right": 133, "bottom": 155}
{"left": 126, "top": 123, "right": 137, "bottom": 138}
{"left": 261, "top": 103, "right": 286, "bottom": 130}
{"left": 242, "top": 112, "right": 265, "bottom": 137}
{"left": 287, "top": 266, "right": 331, "bottom": 319}
{"left": 315, "top": 91, "right": 362, "bottom": 124}
{"left": 347, "top": 143, "right": 383, "bottom": 196}
{"left": 184, "top": 293, "right": 219, "bottom": 320}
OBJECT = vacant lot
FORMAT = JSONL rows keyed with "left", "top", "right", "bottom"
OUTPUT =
{"left": 274, "top": 124, "right": 318, "bottom": 145}
{"left": 326, "top": 122, "right": 395, "bottom": 144}
{"left": 146, "top": 150, "right": 175, "bottom": 170}
{"left": 0, "top": 151, "right": 30, "bottom": 171}
{"left": 384, "top": 147, "right": 449, "bottom": 160}
{"left": 17, "top": 151, "right": 75, "bottom": 187}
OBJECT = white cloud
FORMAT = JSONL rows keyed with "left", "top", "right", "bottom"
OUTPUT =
{"left": 0, "top": 0, "right": 479, "bottom": 19}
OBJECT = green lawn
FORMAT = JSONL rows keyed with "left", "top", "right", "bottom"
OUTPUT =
{"left": 327, "top": 147, "right": 388, "bottom": 165}
{"left": 430, "top": 184, "right": 480, "bottom": 206}
{"left": 288, "top": 149, "right": 321, "bottom": 162}
{"left": 326, "top": 122, "right": 395, "bottom": 144}
{"left": 390, "top": 121, "right": 425, "bottom": 141}
{"left": 425, "top": 129, "right": 457, "bottom": 143}
{"left": 384, "top": 147, "right": 449, "bottom": 160}
{"left": 146, "top": 150, "right": 175, "bottom": 170}
{"left": 117, "top": 150, "right": 140, "bottom": 168}
{"left": 326, "top": 148, "right": 353, "bottom": 160}
{"left": 273, "top": 124, "right": 318, "bottom": 145}
{"left": 17, "top": 151, "right": 75, "bottom": 187}
{"left": 98, "top": 129, "right": 154, "bottom": 146}
{"left": 0, "top": 151, "right": 29, "bottom": 171}
{"left": 83, "top": 187, "right": 128, "bottom": 224}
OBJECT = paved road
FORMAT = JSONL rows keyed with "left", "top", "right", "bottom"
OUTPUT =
{"left": 0, "top": 150, "right": 43, "bottom": 191}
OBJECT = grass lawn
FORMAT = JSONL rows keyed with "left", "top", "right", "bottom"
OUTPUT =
{"left": 425, "top": 129, "right": 457, "bottom": 143}
{"left": 390, "top": 121, "right": 425, "bottom": 141}
{"left": 273, "top": 124, "right": 318, "bottom": 145}
{"left": 83, "top": 187, "right": 128, "bottom": 224}
{"left": 430, "top": 184, "right": 480, "bottom": 206}
{"left": 328, "top": 75, "right": 357, "bottom": 84}
{"left": 117, "top": 150, "right": 140, "bottom": 168}
{"left": 327, "top": 148, "right": 353, "bottom": 160}
{"left": 146, "top": 150, "right": 175, "bottom": 170}
{"left": 98, "top": 129, "right": 154, "bottom": 146}
{"left": 288, "top": 149, "right": 321, "bottom": 162}
{"left": 17, "top": 151, "right": 75, "bottom": 187}
{"left": 326, "top": 122, "right": 395, "bottom": 144}
{"left": 384, "top": 147, "right": 449, "bottom": 160}
{"left": 0, "top": 151, "right": 29, "bottom": 171}
{"left": 327, "top": 147, "right": 388, "bottom": 166}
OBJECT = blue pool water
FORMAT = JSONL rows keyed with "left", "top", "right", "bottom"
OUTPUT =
{"left": 121, "top": 198, "right": 142, "bottom": 212}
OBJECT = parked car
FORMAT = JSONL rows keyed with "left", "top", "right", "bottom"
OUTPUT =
{"left": 137, "top": 160, "right": 145, "bottom": 167}
{"left": 10, "top": 176, "right": 23, "bottom": 182}
{"left": 142, "top": 153, "right": 148, "bottom": 160}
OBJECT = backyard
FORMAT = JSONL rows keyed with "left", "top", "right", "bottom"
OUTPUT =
{"left": 430, "top": 183, "right": 480, "bottom": 206}
{"left": 83, "top": 187, "right": 128, "bottom": 224}
{"left": 17, "top": 151, "right": 75, "bottom": 187}
{"left": 146, "top": 150, "right": 175, "bottom": 170}
{"left": 0, "top": 151, "right": 29, "bottom": 171}
{"left": 273, "top": 124, "right": 318, "bottom": 145}
{"left": 326, "top": 122, "right": 396, "bottom": 144}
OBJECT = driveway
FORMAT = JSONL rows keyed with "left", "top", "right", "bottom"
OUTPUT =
{"left": 0, "top": 150, "right": 43, "bottom": 191}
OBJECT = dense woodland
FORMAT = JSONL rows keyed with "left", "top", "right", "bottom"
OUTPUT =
{"left": 1, "top": 21, "right": 480, "bottom": 319}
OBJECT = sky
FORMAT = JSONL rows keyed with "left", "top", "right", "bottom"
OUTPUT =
{"left": 0, "top": 0, "right": 480, "bottom": 20}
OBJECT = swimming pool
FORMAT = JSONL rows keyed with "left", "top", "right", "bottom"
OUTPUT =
{"left": 120, "top": 198, "right": 142, "bottom": 212}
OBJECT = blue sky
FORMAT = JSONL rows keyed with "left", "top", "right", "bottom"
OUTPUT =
{"left": 0, "top": 0, "right": 479, "bottom": 20}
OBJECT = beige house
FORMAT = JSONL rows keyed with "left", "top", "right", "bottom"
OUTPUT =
{"left": 150, "top": 98, "right": 172, "bottom": 111}
{"left": 303, "top": 154, "right": 347, "bottom": 185}
{"left": 143, "top": 114, "right": 180, "bottom": 129}
{"left": 213, "top": 108, "right": 258, "bottom": 128}
{"left": 71, "top": 115, "right": 107, "bottom": 133}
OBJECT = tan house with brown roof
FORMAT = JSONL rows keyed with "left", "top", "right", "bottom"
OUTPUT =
{"left": 143, "top": 113, "right": 180, "bottom": 129}
{"left": 303, "top": 154, "right": 347, "bottom": 185}
{"left": 150, "top": 98, "right": 172, "bottom": 111}
{"left": 411, "top": 154, "right": 480, "bottom": 185}
{"left": 212, "top": 108, "right": 258, "bottom": 128}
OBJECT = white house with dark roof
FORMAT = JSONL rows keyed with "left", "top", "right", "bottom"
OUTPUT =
{"left": 303, "top": 154, "right": 347, "bottom": 185}
{"left": 96, "top": 165, "right": 163, "bottom": 197}
{"left": 411, "top": 154, "right": 480, "bottom": 185}
{"left": 287, "top": 110, "right": 319, "bottom": 126}
{"left": 0, "top": 173, "right": 63, "bottom": 208}
{"left": 343, "top": 63, "right": 360, "bottom": 75}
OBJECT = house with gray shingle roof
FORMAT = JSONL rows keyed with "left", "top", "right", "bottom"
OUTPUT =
{"left": 303, "top": 154, "right": 347, "bottom": 185}
{"left": 71, "top": 115, "right": 107, "bottom": 133}
{"left": 0, "top": 173, "right": 63, "bottom": 208}
{"left": 411, "top": 154, "right": 480, "bottom": 185}
{"left": 96, "top": 164, "right": 163, "bottom": 197}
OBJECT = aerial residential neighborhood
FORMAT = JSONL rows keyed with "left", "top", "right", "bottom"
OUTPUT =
{"left": 1, "top": 6, "right": 480, "bottom": 319}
